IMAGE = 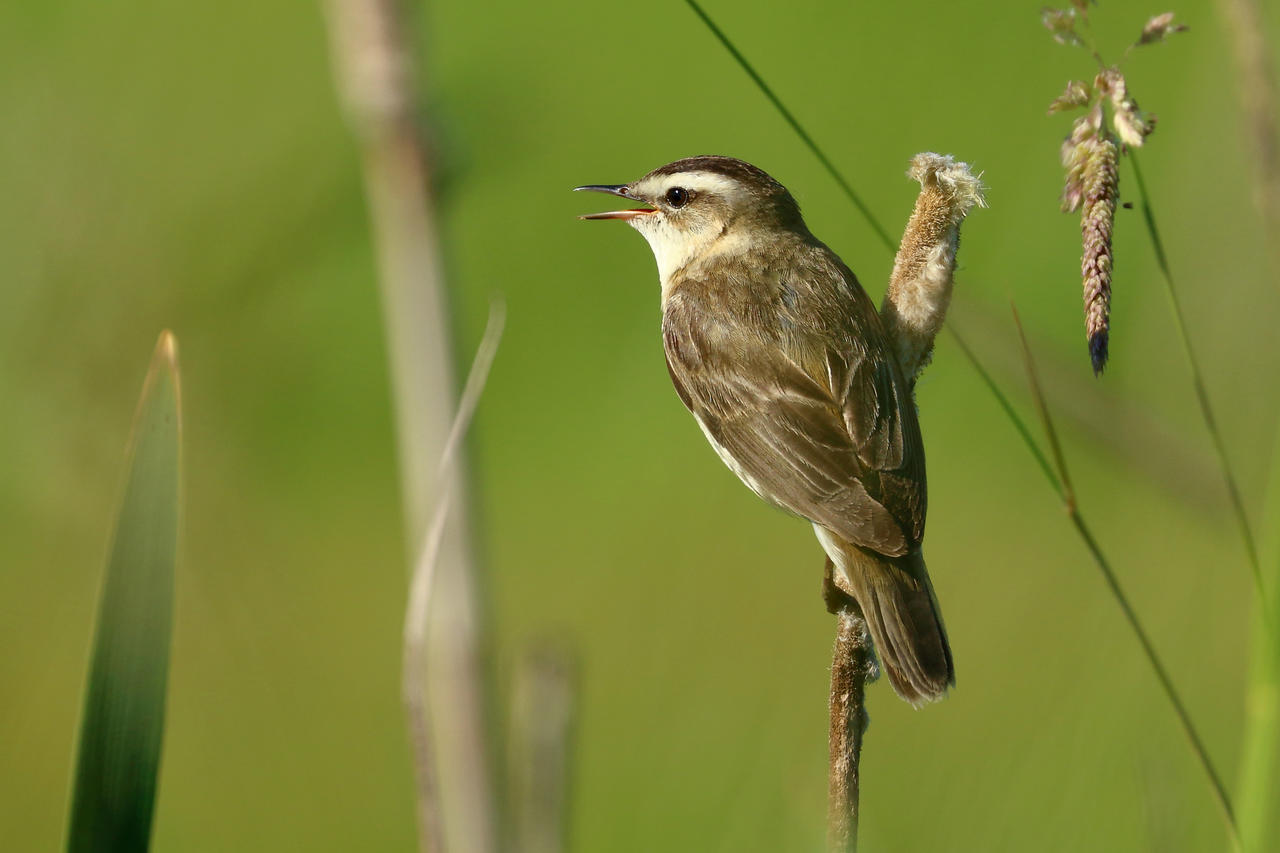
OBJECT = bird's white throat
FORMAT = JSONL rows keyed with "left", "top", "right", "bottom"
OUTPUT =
{"left": 630, "top": 216, "right": 761, "bottom": 303}
{"left": 629, "top": 215, "right": 705, "bottom": 298}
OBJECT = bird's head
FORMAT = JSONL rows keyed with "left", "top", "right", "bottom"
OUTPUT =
{"left": 576, "top": 155, "right": 805, "bottom": 284}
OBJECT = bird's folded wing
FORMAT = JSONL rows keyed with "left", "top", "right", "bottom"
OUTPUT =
{"left": 665, "top": 340, "right": 926, "bottom": 557}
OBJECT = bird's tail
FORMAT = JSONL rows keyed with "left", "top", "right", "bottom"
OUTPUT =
{"left": 825, "top": 536, "right": 954, "bottom": 707}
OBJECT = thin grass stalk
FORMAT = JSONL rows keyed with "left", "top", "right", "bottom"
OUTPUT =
{"left": 681, "top": 0, "right": 896, "bottom": 254}
{"left": 323, "top": 1, "right": 497, "bottom": 849}
{"left": 403, "top": 476, "right": 454, "bottom": 853}
{"left": 1129, "top": 154, "right": 1271, "bottom": 629}
{"left": 948, "top": 330, "right": 1063, "bottom": 501}
{"left": 1012, "top": 308, "right": 1241, "bottom": 851}
{"left": 402, "top": 304, "right": 505, "bottom": 853}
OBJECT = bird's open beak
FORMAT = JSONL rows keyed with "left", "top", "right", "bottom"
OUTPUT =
{"left": 574, "top": 185, "right": 656, "bottom": 221}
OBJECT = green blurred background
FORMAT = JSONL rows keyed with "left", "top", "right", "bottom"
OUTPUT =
{"left": 3, "top": 0, "right": 1277, "bottom": 849}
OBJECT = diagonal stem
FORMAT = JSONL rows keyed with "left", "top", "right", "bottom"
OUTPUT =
{"left": 1012, "top": 308, "right": 1241, "bottom": 851}
{"left": 1129, "top": 154, "right": 1271, "bottom": 630}
{"left": 948, "top": 329, "right": 1064, "bottom": 503}
{"left": 682, "top": 0, "right": 897, "bottom": 253}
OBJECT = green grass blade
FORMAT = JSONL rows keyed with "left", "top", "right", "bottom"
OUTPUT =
{"left": 681, "top": 0, "right": 897, "bottom": 254}
{"left": 66, "top": 331, "right": 182, "bottom": 853}
{"left": 948, "top": 328, "right": 1065, "bottom": 503}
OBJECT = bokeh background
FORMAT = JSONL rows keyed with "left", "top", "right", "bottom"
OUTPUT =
{"left": 3, "top": 0, "right": 1278, "bottom": 849}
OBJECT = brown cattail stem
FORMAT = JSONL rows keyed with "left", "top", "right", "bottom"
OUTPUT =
{"left": 881, "top": 153, "right": 986, "bottom": 384}
{"left": 828, "top": 605, "right": 873, "bottom": 853}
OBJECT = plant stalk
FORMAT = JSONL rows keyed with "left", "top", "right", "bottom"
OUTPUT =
{"left": 682, "top": 0, "right": 896, "bottom": 253}
{"left": 828, "top": 605, "right": 872, "bottom": 853}
{"left": 1012, "top": 309, "right": 1241, "bottom": 851}
{"left": 401, "top": 303, "right": 505, "bottom": 853}
{"left": 1129, "top": 154, "right": 1271, "bottom": 630}
{"left": 323, "top": 1, "right": 498, "bottom": 850}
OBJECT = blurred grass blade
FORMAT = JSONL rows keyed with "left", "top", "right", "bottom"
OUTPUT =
{"left": 1238, "top": 425, "right": 1280, "bottom": 852}
{"left": 509, "top": 646, "right": 576, "bottom": 853}
{"left": 67, "top": 331, "right": 182, "bottom": 853}
{"left": 402, "top": 300, "right": 505, "bottom": 853}
{"left": 324, "top": 2, "right": 499, "bottom": 848}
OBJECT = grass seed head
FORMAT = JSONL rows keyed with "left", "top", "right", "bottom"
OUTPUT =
{"left": 1081, "top": 135, "right": 1118, "bottom": 375}
{"left": 1046, "top": 4, "right": 1182, "bottom": 375}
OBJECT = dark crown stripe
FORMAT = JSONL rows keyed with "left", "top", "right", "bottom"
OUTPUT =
{"left": 652, "top": 155, "right": 779, "bottom": 188}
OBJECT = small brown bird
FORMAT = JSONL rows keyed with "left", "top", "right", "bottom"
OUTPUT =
{"left": 577, "top": 156, "right": 953, "bottom": 706}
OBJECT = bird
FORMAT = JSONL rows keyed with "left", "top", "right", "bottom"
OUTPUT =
{"left": 576, "top": 155, "right": 953, "bottom": 706}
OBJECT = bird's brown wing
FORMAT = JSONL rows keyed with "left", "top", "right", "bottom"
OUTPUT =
{"left": 662, "top": 247, "right": 926, "bottom": 557}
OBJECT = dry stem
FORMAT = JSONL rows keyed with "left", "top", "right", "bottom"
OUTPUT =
{"left": 324, "top": 2, "right": 500, "bottom": 848}
{"left": 828, "top": 605, "right": 874, "bottom": 853}
{"left": 401, "top": 304, "right": 505, "bottom": 853}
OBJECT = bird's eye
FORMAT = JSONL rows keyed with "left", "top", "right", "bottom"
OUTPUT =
{"left": 666, "top": 186, "right": 689, "bottom": 208}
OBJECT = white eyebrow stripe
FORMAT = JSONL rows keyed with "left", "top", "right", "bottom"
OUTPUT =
{"left": 634, "top": 171, "right": 748, "bottom": 204}
{"left": 674, "top": 172, "right": 746, "bottom": 199}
